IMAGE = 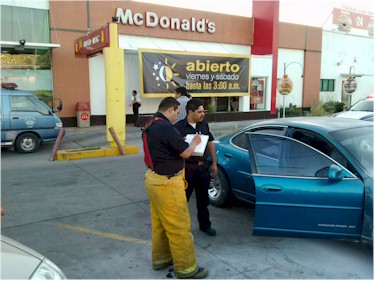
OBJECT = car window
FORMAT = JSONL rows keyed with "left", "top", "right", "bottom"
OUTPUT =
{"left": 10, "top": 96, "right": 50, "bottom": 115}
{"left": 232, "top": 127, "right": 284, "bottom": 150}
{"left": 330, "top": 126, "right": 373, "bottom": 176}
{"left": 289, "top": 129, "right": 357, "bottom": 175}
{"left": 248, "top": 134, "right": 339, "bottom": 178}
{"left": 231, "top": 132, "right": 247, "bottom": 149}
{"left": 350, "top": 99, "right": 373, "bottom": 112}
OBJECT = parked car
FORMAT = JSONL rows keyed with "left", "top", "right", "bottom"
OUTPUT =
{"left": 209, "top": 117, "right": 373, "bottom": 243}
{"left": 332, "top": 97, "right": 373, "bottom": 121}
{"left": 1, "top": 235, "right": 66, "bottom": 279}
{"left": 1, "top": 84, "right": 63, "bottom": 153}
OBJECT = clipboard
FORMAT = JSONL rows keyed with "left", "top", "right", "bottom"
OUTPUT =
{"left": 185, "top": 134, "right": 209, "bottom": 156}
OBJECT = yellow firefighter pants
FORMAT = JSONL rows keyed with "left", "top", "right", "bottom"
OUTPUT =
{"left": 145, "top": 169, "right": 198, "bottom": 277}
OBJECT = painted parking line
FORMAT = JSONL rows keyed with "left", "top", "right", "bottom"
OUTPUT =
{"left": 51, "top": 222, "right": 151, "bottom": 245}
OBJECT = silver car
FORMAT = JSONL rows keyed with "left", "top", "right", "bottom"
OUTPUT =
{"left": 1, "top": 235, "right": 67, "bottom": 279}
{"left": 332, "top": 97, "right": 373, "bottom": 121}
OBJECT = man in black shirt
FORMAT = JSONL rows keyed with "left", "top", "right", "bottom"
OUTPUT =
{"left": 175, "top": 99, "right": 218, "bottom": 236}
{"left": 142, "top": 97, "right": 208, "bottom": 279}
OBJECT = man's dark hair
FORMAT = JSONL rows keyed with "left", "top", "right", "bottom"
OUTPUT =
{"left": 132, "top": 90, "right": 137, "bottom": 94}
{"left": 186, "top": 98, "right": 203, "bottom": 114}
{"left": 175, "top": 86, "right": 191, "bottom": 98}
{"left": 158, "top": 97, "right": 180, "bottom": 112}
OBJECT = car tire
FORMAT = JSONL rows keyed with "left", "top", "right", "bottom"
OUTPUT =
{"left": 15, "top": 133, "right": 40, "bottom": 153}
{"left": 208, "top": 167, "right": 232, "bottom": 207}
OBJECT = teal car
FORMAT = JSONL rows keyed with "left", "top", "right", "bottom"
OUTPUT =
{"left": 209, "top": 117, "right": 373, "bottom": 243}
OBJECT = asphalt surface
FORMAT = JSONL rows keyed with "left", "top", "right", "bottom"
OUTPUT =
{"left": 1, "top": 120, "right": 373, "bottom": 279}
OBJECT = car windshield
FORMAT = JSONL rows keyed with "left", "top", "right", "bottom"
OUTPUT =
{"left": 350, "top": 99, "right": 373, "bottom": 112}
{"left": 329, "top": 126, "right": 373, "bottom": 176}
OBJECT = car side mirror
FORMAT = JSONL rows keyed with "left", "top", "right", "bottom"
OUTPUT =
{"left": 328, "top": 164, "right": 345, "bottom": 181}
{"left": 54, "top": 98, "right": 63, "bottom": 112}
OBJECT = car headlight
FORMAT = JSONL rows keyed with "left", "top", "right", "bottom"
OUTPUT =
{"left": 31, "top": 259, "right": 66, "bottom": 280}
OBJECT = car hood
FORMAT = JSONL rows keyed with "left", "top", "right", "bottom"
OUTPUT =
{"left": 1, "top": 236, "right": 43, "bottom": 279}
{"left": 333, "top": 111, "right": 373, "bottom": 120}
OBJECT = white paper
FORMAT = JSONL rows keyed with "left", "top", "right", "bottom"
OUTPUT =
{"left": 185, "top": 134, "right": 209, "bottom": 156}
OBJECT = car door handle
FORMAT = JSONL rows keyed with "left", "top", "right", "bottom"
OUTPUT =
{"left": 261, "top": 185, "right": 282, "bottom": 192}
{"left": 12, "top": 117, "right": 19, "bottom": 120}
{"left": 224, "top": 152, "right": 233, "bottom": 158}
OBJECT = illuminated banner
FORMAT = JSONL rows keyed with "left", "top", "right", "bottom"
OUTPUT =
{"left": 139, "top": 49, "right": 251, "bottom": 97}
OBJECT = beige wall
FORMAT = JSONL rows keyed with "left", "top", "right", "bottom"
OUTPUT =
{"left": 279, "top": 23, "right": 322, "bottom": 107}
{"left": 89, "top": 1, "right": 253, "bottom": 45}
{"left": 49, "top": 1, "right": 323, "bottom": 119}
{"left": 49, "top": 1, "right": 253, "bottom": 118}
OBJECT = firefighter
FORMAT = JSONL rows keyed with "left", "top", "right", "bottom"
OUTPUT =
{"left": 142, "top": 97, "right": 208, "bottom": 279}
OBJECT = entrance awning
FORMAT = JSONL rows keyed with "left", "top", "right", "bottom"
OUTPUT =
{"left": 1, "top": 41, "right": 61, "bottom": 55}
{"left": 119, "top": 35, "right": 250, "bottom": 55}
{"left": 0, "top": 41, "right": 61, "bottom": 49}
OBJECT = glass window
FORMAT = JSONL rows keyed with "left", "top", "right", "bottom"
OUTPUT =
{"left": 232, "top": 127, "right": 284, "bottom": 150}
{"left": 350, "top": 99, "right": 373, "bottom": 112}
{"left": 249, "top": 134, "right": 335, "bottom": 177}
{"left": 217, "top": 97, "right": 229, "bottom": 112}
{"left": 11, "top": 95, "right": 50, "bottom": 115}
{"left": 1, "top": 50, "right": 53, "bottom": 107}
{"left": 1, "top": 5, "right": 50, "bottom": 43}
{"left": 289, "top": 129, "right": 356, "bottom": 174}
{"left": 250, "top": 77, "right": 266, "bottom": 110}
{"left": 251, "top": 127, "right": 284, "bottom": 135}
{"left": 320, "top": 79, "right": 335, "bottom": 92}
{"left": 330, "top": 126, "right": 373, "bottom": 176}
{"left": 232, "top": 132, "right": 247, "bottom": 149}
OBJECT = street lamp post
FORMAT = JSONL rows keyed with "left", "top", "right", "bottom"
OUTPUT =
{"left": 284, "top": 62, "right": 303, "bottom": 76}
{"left": 278, "top": 62, "right": 303, "bottom": 118}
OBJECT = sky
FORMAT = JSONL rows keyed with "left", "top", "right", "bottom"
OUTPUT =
{"left": 133, "top": 0, "right": 374, "bottom": 28}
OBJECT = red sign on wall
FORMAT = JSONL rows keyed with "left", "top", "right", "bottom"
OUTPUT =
{"left": 81, "top": 112, "right": 89, "bottom": 121}
{"left": 74, "top": 25, "right": 110, "bottom": 57}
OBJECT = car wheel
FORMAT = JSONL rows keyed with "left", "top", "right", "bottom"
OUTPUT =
{"left": 15, "top": 133, "right": 40, "bottom": 153}
{"left": 208, "top": 167, "right": 232, "bottom": 207}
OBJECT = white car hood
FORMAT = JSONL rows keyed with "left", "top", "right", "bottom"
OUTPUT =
{"left": 1, "top": 236, "right": 43, "bottom": 279}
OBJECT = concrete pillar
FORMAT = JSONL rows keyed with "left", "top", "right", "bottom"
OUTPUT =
{"left": 104, "top": 23, "right": 126, "bottom": 146}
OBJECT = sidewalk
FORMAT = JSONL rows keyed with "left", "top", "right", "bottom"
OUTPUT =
{"left": 59, "top": 120, "right": 257, "bottom": 153}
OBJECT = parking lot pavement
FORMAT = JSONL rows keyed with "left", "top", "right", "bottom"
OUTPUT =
{"left": 1, "top": 122, "right": 373, "bottom": 279}
{"left": 57, "top": 120, "right": 254, "bottom": 152}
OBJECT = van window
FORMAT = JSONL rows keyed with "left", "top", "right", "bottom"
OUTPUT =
{"left": 10, "top": 96, "right": 50, "bottom": 115}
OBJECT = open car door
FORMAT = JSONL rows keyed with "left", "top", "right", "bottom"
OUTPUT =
{"left": 246, "top": 133, "right": 365, "bottom": 240}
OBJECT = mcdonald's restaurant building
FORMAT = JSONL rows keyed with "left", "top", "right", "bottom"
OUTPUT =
{"left": 1, "top": 1, "right": 373, "bottom": 127}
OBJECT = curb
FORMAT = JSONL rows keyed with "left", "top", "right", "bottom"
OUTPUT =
{"left": 56, "top": 144, "right": 139, "bottom": 160}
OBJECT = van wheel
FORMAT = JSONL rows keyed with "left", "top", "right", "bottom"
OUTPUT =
{"left": 16, "top": 133, "right": 40, "bottom": 153}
